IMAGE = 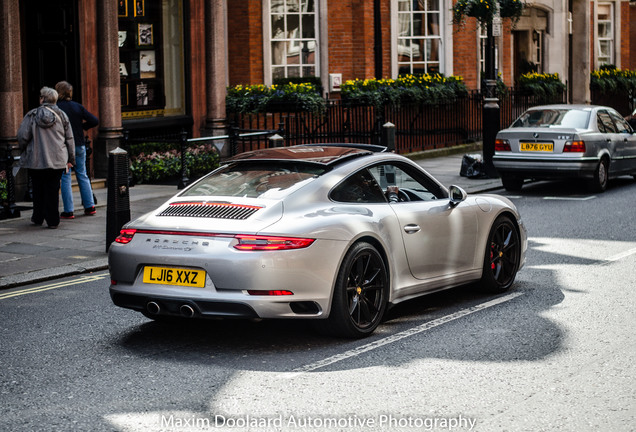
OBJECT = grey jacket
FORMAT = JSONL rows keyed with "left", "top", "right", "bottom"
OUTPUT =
{"left": 17, "top": 103, "right": 75, "bottom": 170}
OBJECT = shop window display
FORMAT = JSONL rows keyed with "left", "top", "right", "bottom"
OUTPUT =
{"left": 118, "top": 0, "right": 185, "bottom": 119}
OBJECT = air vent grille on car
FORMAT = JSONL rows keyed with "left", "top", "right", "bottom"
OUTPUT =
{"left": 158, "top": 202, "right": 262, "bottom": 220}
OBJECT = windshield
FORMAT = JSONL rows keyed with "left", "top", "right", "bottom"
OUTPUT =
{"left": 512, "top": 109, "right": 591, "bottom": 129}
{"left": 181, "top": 162, "right": 327, "bottom": 199}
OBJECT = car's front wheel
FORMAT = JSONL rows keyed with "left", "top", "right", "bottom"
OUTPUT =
{"left": 481, "top": 216, "right": 521, "bottom": 293}
{"left": 320, "top": 242, "right": 388, "bottom": 338}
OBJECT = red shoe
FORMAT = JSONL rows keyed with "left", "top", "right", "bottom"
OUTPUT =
{"left": 84, "top": 206, "right": 96, "bottom": 216}
{"left": 61, "top": 212, "right": 75, "bottom": 219}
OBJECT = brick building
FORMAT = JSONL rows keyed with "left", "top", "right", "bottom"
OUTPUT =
{"left": 0, "top": 0, "right": 634, "bottom": 185}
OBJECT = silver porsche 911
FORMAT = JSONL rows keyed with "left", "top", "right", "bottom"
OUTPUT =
{"left": 493, "top": 104, "right": 636, "bottom": 192}
{"left": 109, "top": 144, "right": 527, "bottom": 338}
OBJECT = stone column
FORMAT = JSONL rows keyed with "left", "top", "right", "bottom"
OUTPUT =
{"left": 570, "top": 0, "right": 590, "bottom": 104}
{"left": 94, "top": 0, "right": 123, "bottom": 178}
{"left": 0, "top": 0, "right": 27, "bottom": 205}
{"left": 0, "top": 0, "right": 22, "bottom": 149}
{"left": 204, "top": 0, "right": 228, "bottom": 148}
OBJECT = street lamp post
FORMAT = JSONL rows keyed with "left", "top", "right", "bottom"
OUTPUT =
{"left": 482, "top": 18, "right": 500, "bottom": 178}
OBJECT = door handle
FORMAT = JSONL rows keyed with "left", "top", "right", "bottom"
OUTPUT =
{"left": 404, "top": 224, "right": 421, "bottom": 234}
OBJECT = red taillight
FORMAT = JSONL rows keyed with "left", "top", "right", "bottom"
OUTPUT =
{"left": 234, "top": 235, "right": 315, "bottom": 251}
{"left": 495, "top": 139, "right": 511, "bottom": 151}
{"left": 563, "top": 140, "right": 586, "bottom": 152}
{"left": 115, "top": 229, "right": 137, "bottom": 244}
{"left": 247, "top": 290, "right": 294, "bottom": 296}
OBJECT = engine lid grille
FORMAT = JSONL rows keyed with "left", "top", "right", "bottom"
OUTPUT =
{"left": 157, "top": 201, "right": 263, "bottom": 220}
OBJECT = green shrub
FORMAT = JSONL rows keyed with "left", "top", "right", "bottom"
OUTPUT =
{"left": 341, "top": 74, "right": 468, "bottom": 108}
{"left": 591, "top": 67, "right": 636, "bottom": 93}
{"left": 226, "top": 82, "right": 326, "bottom": 115}
{"left": 517, "top": 72, "right": 566, "bottom": 100}
{"left": 0, "top": 171, "right": 6, "bottom": 201}
{"left": 129, "top": 143, "right": 220, "bottom": 184}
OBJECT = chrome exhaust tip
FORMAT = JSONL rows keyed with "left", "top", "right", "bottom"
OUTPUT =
{"left": 180, "top": 304, "right": 195, "bottom": 318}
{"left": 146, "top": 301, "right": 160, "bottom": 315}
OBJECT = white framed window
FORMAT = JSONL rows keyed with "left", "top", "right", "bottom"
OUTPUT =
{"left": 266, "top": 0, "right": 319, "bottom": 82}
{"left": 533, "top": 30, "right": 543, "bottom": 73}
{"left": 597, "top": 3, "right": 614, "bottom": 65}
{"left": 395, "top": 0, "right": 443, "bottom": 75}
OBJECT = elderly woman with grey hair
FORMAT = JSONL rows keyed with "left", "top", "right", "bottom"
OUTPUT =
{"left": 17, "top": 86, "right": 75, "bottom": 229}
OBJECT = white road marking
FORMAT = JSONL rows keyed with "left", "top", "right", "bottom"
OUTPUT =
{"left": 280, "top": 291, "right": 524, "bottom": 377}
{"left": 602, "top": 246, "right": 636, "bottom": 264}
{"left": 0, "top": 273, "right": 107, "bottom": 300}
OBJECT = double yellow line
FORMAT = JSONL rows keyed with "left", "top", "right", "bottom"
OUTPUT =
{"left": 0, "top": 273, "right": 108, "bottom": 300}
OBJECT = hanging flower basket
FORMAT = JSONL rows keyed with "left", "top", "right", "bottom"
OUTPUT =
{"left": 453, "top": 0, "right": 525, "bottom": 26}
{"left": 499, "top": 0, "right": 524, "bottom": 21}
{"left": 453, "top": 0, "right": 496, "bottom": 26}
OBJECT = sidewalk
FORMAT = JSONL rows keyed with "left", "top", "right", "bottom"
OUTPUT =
{"left": 0, "top": 150, "right": 503, "bottom": 289}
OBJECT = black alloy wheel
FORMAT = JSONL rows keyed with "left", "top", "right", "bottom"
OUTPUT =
{"left": 481, "top": 216, "right": 520, "bottom": 293}
{"left": 321, "top": 242, "right": 388, "bottom": 338}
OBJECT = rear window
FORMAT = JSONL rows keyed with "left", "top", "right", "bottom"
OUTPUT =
{"left": 181, "top": 162, "right": 327, "bottom": 199}
{"left": 512, "top": 109, "right": 590, "bottom": 129}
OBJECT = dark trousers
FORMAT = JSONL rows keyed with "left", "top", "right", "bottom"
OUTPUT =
{"left": 30, "top": 168, "right": 64, "bottom": 227}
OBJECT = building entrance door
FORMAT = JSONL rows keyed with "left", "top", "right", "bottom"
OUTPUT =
{"left": 23, "top": 0, "right": 80, "bottom": 111}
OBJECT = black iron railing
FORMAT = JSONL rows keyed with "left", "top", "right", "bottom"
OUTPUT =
{"left": 228, "top": 87, "right": 568, "bottom": 155}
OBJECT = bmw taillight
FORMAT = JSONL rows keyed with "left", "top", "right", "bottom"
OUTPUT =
{"left": 234, "top": 235, "right": 315, "bottom": 251}
{"left": 563, "top": 140, "right": 586, "bottom": 152}
{"left": 495, "top": 139, "right": 511, "bottom": 151}
{"left": 115, "top": 229, "right": 136, "bottom": 244}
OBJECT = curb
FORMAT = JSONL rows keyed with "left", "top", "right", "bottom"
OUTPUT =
{"left": 0, "top": 259, "right": 109, "bottom": 290}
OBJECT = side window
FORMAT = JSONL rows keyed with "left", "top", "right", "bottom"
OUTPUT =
{"left": 598, "top": 111, "right": 617, "bottom": 133}
{"left": 609, "top": 110, "right": 632, "bottom": 134}
{"left": 597, "top": 115, "right": 607, "bottom": 133}
{"left": 368, "top": 163, "right": 444, "bottom": 202}
{"left": 330, "top": 169, "right": 386, "bottom": 203}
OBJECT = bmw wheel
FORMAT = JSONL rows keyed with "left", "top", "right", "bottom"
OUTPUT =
{"left": 588, "top": 158, "right": 608, "bottom": 192}
{"left": 481, "top": 216, "right": 520, "bottom": 293}
{"left": 321, "top": 242, "right": 388, "bottom": 338}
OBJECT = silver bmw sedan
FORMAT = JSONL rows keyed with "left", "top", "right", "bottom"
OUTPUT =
{"left": 493, "top": 104, "right": 636, "bottom": 192}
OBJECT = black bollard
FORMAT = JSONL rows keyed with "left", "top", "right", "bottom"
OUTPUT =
{"left": 106, "top": 148, "right": 131, "bottom": 252}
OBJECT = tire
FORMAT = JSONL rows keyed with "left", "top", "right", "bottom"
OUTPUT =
{"left": 501, "top": 176, "right": 524, "bottom": 192}
{"left": 588, "top": 158, "right": 608, "bottom": 192}
{"left": 319, "top": 242, "right": 388, "bottom": 338}
{"left": 480, "top": 216, "right": 521, "bottom": 293}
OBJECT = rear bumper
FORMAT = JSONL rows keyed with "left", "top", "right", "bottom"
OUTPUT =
{"left": 493, "top": 155, "right": 599, "bottom": 179}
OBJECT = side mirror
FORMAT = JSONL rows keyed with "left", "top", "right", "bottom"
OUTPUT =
{"left": 449, "top": 185, "right": 467, "bottom": 207}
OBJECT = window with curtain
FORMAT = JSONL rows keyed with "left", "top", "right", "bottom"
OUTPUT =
{"left": 397, "top": 0, "right": 442, "bottom": 75}
{"left": 269, "top": 0, "right": 318, "bottom": 80}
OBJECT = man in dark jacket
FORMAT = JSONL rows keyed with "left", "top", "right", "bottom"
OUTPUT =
{"left": 55, "top": 81, "right": 99, "bottom": 218}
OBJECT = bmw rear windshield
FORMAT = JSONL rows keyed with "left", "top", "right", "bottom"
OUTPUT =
{"left": 181, "top": 162, "right": 327, "bottom": 199}
{"left": 512, "top": 108, "right": 591, "bottom": 129}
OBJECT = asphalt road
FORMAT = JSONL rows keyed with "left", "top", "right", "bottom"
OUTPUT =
{"left": 1, "top": 178, "right": 635, "bottom": 432}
